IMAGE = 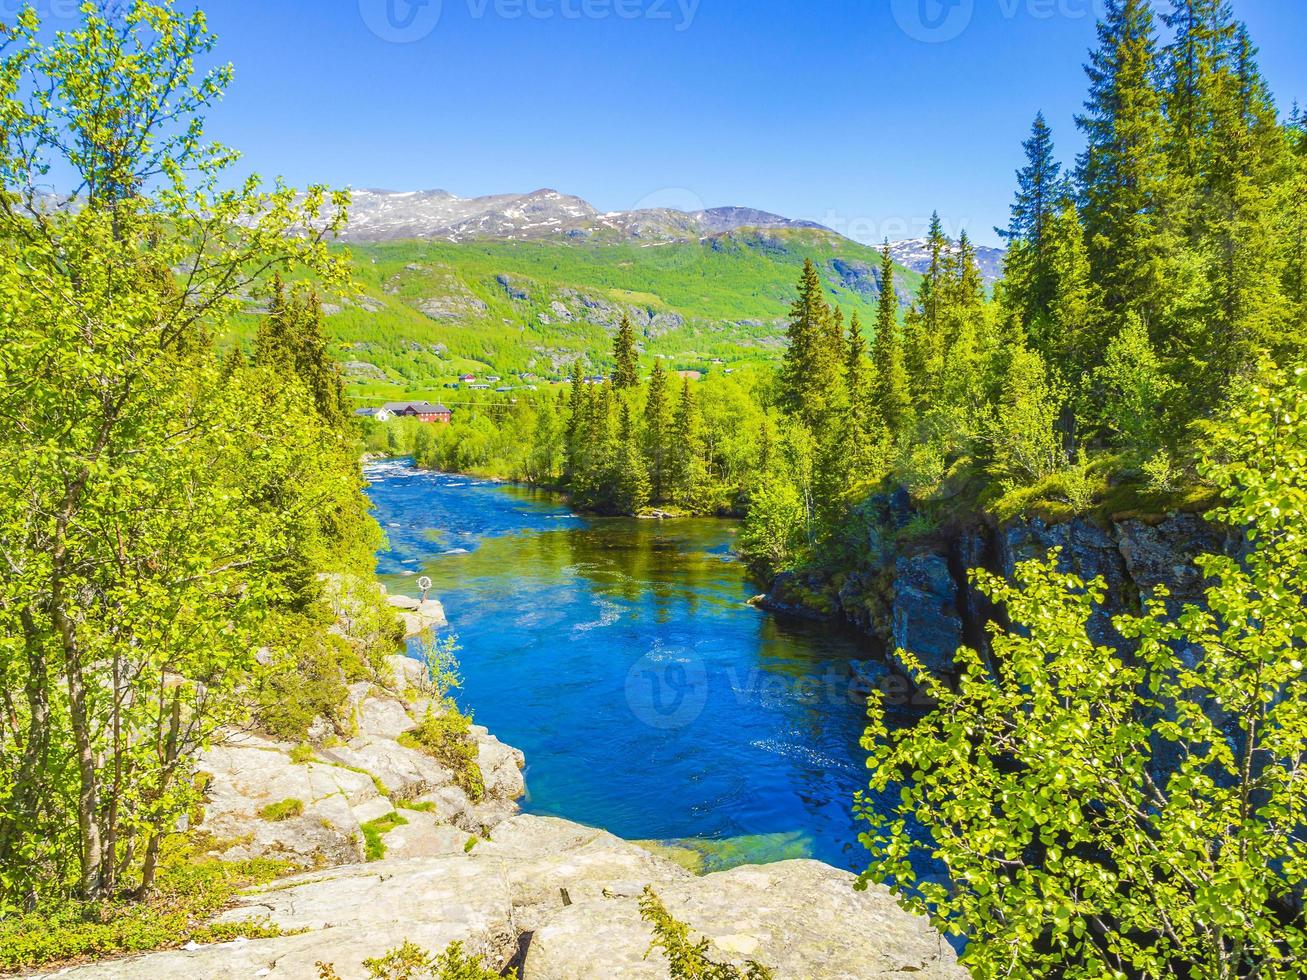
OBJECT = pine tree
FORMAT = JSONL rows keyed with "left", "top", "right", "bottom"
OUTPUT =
{"left": 1160, "top": 0, "right": 1236, "bottom": 185}
{"left": 846, "top": 311, "right": 869, "bottom": 408}
{"left": 610, "top": 402, "right": 651, "bottom": 515}
{"left": 904, "top": 214, "right": 950, "bottom": 395}
{"left": 576, "top": 383, "right": 614, "bottom": 508}
{"left": 780, "top": 259, "right": 840, "bottom": 426}
{"left": 1075, "top": 0, "right": 1173, "bottom": 322}
{"left": 612, "top": 313, "right": 640, "bottom": 389}
{"left": 643, "top": 359, "right": 671, "bottom": 503}
{"left": 1000, "top": 113, "right": 1068, "bottom": 324}
{"left": 1283, "top": 108, "right": 1307, "bottom": 329}
{"left": 919, "top": 212, "right": 948, "bottom": 339}
{"left": 668, "top": 377, "right": 706, "bottom": 510}
{"left": 563, "top": 360, "right": 586, "bottom": 482}
{"left": 1192, "top": 22, "right": 1292, "bottom": 394}
{"left": 872, "top": 242, "right": 912, "bottom": 433}
{"left": 1037, "top": 203, "right": 1102, "bottom": 382}
{"left": 253, "top": 275, "right": 346, "bottom": 425}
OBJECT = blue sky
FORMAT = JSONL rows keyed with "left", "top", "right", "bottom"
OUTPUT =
{"left": 141, "top": 2, "right": 1307, "bottom": 244}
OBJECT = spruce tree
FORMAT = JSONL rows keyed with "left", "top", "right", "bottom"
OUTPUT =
{"left": 610, "top": 402, "right": 651, "bottom": 514}
{"left": 845, "top": 311, "right": 869, "bottom": 408}
{"left": 1075, "top": 0, "right": 1173, "bottom": 322}
{"left": 1042, "top": 203, "right": 1102, "bottom": 383}
{"left": 668, "top": 377, "right": 705, "bottom": 510}
{"left": 643, "top": 359, "right": 671, "bottom": 503}
{"left": 780, "top": 259, "right": 839, "bottom": 426}
{"left": 254, "top": 275, "right": 292, "bottom": 373}
{"left": 919, "top": 212, "right": 948, "bottom": 339}
{"left": 1001, "top": 113, "right": 1067, "bottom": 324}
{"left": 872, "top": 242, "right": 912, "bottom": 433}
{"left": 612, "top": 313, "right": 640, "bottom": 389}
{"left": 904, "top": 214, "right": 950, "bottom": 395}
{"left": 253, "top": 275, "right": 345, "bottom": 425}
{"left": 564, "top": 360, "right": 586, "bottom": 482}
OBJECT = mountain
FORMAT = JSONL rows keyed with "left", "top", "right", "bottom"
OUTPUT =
{"left": 333, "top": 188, "right": 830, "bottom": 244}
{"left": 246, "top": 187, "right": 1006, "bottom": 403}
{"left": 886, "top": 237, "right": 1006, "bottom": 284}
{"left": 229, "top": 227, "right": 924, "bottom": 402}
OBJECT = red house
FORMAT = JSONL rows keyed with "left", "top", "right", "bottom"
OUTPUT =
{"left": 381, "top": 401, "right": 453, "bottom": 424}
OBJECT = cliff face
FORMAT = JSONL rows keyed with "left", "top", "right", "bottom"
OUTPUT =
{"left": 765, "top": 498, "right": 1240, "bottom": 678}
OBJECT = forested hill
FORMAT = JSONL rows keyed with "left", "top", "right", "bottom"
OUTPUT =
{"left": 230, "top": 224, "right": 926, "bottom": 402}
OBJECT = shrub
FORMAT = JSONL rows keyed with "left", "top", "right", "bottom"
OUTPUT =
{"left": 859, "top": 364, "right": 1307, "bottom": 979}
{"left": 639, "top": 888, "right": 774, "bottom": 979}
{"left": 399, "top": 707, "right": 484, "bottom": 804}
{"left": 0, "top": 845, "right": 290, "bottom": 972}
{"left": 317, "top": 939, "right": 500, "bottom": 980}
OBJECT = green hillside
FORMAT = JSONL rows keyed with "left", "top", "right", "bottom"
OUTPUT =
{"left": 230, "top": 228, "right": 920, "bottom": 403}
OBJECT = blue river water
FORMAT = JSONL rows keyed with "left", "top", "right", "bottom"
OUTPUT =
{"left": 365, "top": 458, "right": 898, "bottom": 873}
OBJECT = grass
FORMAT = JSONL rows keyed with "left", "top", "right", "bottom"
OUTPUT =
{"left": 220, "top": 229, "right": 921, "bottom": 398}
{"left": 257, "top": 798, "right": 305, "bottom": 822}
{"left": 398, "top": 800, "right": 438, "bottom": 813}
{"left": 0, "top": 846, "right": 292, "bottom": 972}
{"left": 360, "top": 812, "right": 409, "bottom": 862}
{"left": 290, "top": 743, "right": 316, "bottom": 765}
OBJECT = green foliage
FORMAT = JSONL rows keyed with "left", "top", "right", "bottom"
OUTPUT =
{"left": 859, "top": 362, "right": 1307, "bottom": 978}
{"left": 290, "top": 743, "right": 317, "bottom": 765}
{"left": 400, "top": 708, "right": 484, "bottom": 804}
{"left": 985, "top": 345, "right": 1066, "bottom": 488}
{"left": 317, "top": 940, "right": 501, "bottom": 980}
{"left": 1094, "top": 312, "right": 1174, "bottom": 454}
{"left": 0, "top": 845, "right": 290, "bottom": 972}
{"left": 737, "top": 479, "right": 808, "bottom": 574}
{"left": 360, "top": 812, "right": 409, "bottom": 862}
{"left": 0, "top": 0, "right": 381, "bottom": 910}
{"left": 639, "top": 887, "right": 774, "bottom": 979}
{"left": 257, "top": 799, "right": 305, "bottom": 823}
{"left": 612, "top": 313, "right": 641, "bottom": 389}
{"left": 0, "top": 0, "right": 392, "bottom": 914}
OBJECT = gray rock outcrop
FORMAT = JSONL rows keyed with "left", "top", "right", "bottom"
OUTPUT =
{"left": 33, "top": 652, "right": 967, "bottom": 979}
{"left": 891, "top": 553, "right": 963, "bottom": 675}
{"left": 37, "top": 819, "right": 963, "bottom": 979}
{"left": 762, "top": 495, "right": 1240, "bottom": 678}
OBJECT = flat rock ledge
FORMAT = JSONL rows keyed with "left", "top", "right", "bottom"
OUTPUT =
{"left": 386, "top": 593, "right": 448, "bottom": 637}
{"left": 31, "top": 657, "right": 966, "bottom": 980}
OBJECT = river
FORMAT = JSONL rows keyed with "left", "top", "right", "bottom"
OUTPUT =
{"left": 366, "top": 458, "right": 904, "bottom": 873}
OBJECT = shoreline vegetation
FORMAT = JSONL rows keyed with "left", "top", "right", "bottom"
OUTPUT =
{"left": 3, "top": 0, "right": 1307, "bottom": 977}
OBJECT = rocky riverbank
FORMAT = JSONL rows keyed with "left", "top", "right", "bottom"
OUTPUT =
{"left": 760, "top": 490, "right": 1238, "bottom": 679}
{"left": 34, "top": 652, "right": 966, "bottom": 979}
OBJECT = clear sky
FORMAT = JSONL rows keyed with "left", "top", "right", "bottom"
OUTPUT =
{"left": 93, "top": 1, "right": 1307, "bottom": 244}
